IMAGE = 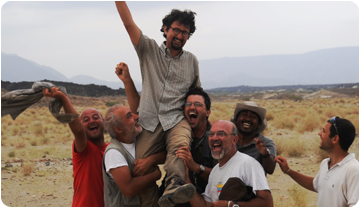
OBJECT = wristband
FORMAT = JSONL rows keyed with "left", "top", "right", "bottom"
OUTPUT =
{"left": 284, "top": 168, "right": 291, "bottom": 174}
{"left": 228, "top": 201, "right": 232, "bottom": 207}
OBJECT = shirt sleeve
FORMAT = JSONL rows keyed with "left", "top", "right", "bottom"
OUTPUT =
{"left": 265, "top": 139, "right": 277, "bottom": 157}
{"left": 242, "top": 158, "right": 270, "bottom": 194}
{"left": 104, "top": 149, "right": 128, "bottom": 178}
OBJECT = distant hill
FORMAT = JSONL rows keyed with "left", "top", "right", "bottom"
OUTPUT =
{"left": 200, "top": 46, "right": 359, "bottom": 90}
{"left": 1, "top": 52, "right": 69, "bottom": 82}
{"left": 2, "top": 46, "right": 359, "bottom": 90}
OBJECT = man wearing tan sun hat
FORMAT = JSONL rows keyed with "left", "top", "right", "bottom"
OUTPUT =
{"left": 231, "top": 101, "right": 277, "bottom": 175}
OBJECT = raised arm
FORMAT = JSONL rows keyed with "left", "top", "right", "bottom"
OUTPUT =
{"left": 115, "top": 1, "right": 141, "bottom": 46}
{"left": 275, "top": 156, "right": 315, "bottom": 192}
{"left": 255, "top": 138, "right": 276, "bottom": 174}
{"left": 115, "top": 62, "right": 140, "bottom": 114}
{"left": 43, "top": 87, "right": 87, "bottom": 152}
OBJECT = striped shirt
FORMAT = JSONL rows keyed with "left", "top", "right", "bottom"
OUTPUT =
{"left": 133, "top": 31, "right": 201, "bottom": 132}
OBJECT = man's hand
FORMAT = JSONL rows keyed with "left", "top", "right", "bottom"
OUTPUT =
{"left": 176, "top": 146, "right": 199, "bottom": 173}
{"left": 132, "top": 157, "right": 152, "bottom": 177}
{"left": 42, "top": 87, "right": 66, "bottom": 99}
{"left": 115, "top": 62, "right": 131, "bottom": 83}
{"left": 274, "top": 155, "right": 290, "bottom": 173}
{"left": 254, "top": 137, "right": 269, "bottom": 156}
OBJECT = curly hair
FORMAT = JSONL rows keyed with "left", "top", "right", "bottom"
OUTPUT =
{"left": 160, "top": 9, "right": 196, "bottom": 39}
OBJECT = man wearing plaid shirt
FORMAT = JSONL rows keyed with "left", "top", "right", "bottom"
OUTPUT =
{"left": 115, "top": 1, "right": 201, "bottom": 207}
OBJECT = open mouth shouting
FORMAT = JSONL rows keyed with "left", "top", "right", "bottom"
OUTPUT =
{"left": 210, "top": 140, "right": 224, "bottom": 160}
{"left": 89, "top": 125, "right": 99, "bottom": 134}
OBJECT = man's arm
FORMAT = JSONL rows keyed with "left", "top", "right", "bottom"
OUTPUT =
{"left": 176, "top": 146, "right": 211, "bottom": 181}
{"left": 275, "top": 156, "right": 315, "bottom": 191}
{"left": 111, "top": 165, "right": 161, "bottom": 198}
{"left": 115, "top": 1, "right": 141, "bottom": 46}
{"left": 254, "top": 138, "right": 276, "bottom": 174}
{"left": 132, "top": 151, "right": 166, "bottom": 177}
{"left": 43, "top": 87, "right": 87, "bottom": 152}
{"left": 115, "top": 62, "right": 140, "bottom": 114}
{"left": 183, "top": 161, "right": 213, "bottom": 207}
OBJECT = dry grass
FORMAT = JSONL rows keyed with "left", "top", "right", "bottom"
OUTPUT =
{"left": 1, "top": 95, "right": 358, "bottom": 207}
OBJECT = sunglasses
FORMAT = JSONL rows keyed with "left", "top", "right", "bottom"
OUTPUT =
{"left": 329, "top": 116, "right": 340, "bottom": 136}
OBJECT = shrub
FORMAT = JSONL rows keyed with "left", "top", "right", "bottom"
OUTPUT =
{"left": 21, "top": 162, "right": 34, "bottom": 176}
{"left": 105, "top": 101, "right": 120, "bottom": 107}
{"left": 8, "top": 151, "right": 15, "bottom": 157}
{"left": 32, "top": 121, "right": 43, "bottom": 136}
{"left": 265, "top": 112, "right": 274, "bottom": 121}
{"left": 16, "top": 141, "right": 26, "bottom": 149}
{"left": 30, "top": 140, "right": 37, "bottom": 146}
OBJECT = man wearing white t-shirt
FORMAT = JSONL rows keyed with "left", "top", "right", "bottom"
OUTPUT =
{"left": 102, "top": 105, "right": 164, "bottom": 206}
{"left": 187, "top": 120, "right": 274, "bottom": 207}
{"left": 276, "top": 117, "right": 358, "bottom": 207}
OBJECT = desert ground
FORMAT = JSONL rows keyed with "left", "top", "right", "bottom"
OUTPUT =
{"left": 1, "top": 91, "right": 359, "bottom": 207}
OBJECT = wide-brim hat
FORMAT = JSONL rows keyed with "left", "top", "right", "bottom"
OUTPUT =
{"left": 230, "top": 101, "right": 267, "bottom": 134}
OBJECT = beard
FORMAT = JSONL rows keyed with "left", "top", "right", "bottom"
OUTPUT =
{"left": 170, "top": 38, "right": 183, "bottom": 51}
{"left": 211, "top": 149, "right": 225, "bottom": 160}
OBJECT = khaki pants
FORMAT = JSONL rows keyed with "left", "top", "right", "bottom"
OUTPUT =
{"left": 136, "top": 118, "right": 192, "bottom": 206}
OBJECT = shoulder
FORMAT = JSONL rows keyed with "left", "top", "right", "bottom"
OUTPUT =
{"left": 183, "top": 50, "right": 198, "bottom": 62}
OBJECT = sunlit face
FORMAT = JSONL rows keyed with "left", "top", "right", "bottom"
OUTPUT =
{"left": 318, "top": 122, "right": 334, "bottom": 151}
{"left": 164, "top": 21, "right": 190, "bottom": 51}
{"left": 115, "top": 106, "right": 142, "bottom": 138}
{"left": 184, "top": 95, "right": 210, "bottom": 131}
{"left": 208, "top": 121, "right": 237, "bottom": 161}
{"left": 236, "top": 110, "right": 260, "bottom": 135}
{"left": 80, "top": 108, "right": 104, "bottom": 141}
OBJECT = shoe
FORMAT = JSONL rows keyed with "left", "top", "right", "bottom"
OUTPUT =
{"left": 158, "top": 178, "right": 196, "bottom": 207}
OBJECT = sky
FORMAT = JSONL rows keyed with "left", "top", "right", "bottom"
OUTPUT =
{"left": 1, "top": 1, "right": 359, "bottom": 84}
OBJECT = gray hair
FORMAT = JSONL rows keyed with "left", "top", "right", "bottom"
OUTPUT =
{"left": 104, "top": 104, "right": 124, "bottom": 138}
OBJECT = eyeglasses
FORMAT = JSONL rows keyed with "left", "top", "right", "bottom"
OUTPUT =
{"left": 208, "top": 131, "right": 236, "bottom": 138}
{"left": 184, "top": 102, "right": 204, "bottom": 108}
{"left": 329, "top": 116, "right": 340, "bottom": 136}
{"left": 170, "top": 27, "right": 190, "bottom": 38}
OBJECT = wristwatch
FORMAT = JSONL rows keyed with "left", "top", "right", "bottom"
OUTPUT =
{"left": 198, "top": 164, "right": 205, "bottom": 175}
{"left": 233, "top": 201, "right": 239, "bottom": 207}
{"left": 262, "top": 148, "right": 271, "bottom": 158}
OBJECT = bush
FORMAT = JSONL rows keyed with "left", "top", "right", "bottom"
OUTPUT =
{"left": 21, "top": 162, "right": 34, "bottom": 176}
{"left": 8, "top": 151, "right": 15, "bottom": 157}
{"left": 16, "top": 141, "right": 26, "bottom": 149}
{"left": 105, "top": 101, "right": 120, "bottom": 107}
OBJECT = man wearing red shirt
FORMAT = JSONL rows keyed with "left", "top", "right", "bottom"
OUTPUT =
{"left": 43, "top": 87, "right": 108, "bottom": 207}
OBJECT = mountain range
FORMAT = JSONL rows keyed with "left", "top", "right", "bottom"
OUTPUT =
{"left": 1, "top": 46, "right": 359, "bottom": 90}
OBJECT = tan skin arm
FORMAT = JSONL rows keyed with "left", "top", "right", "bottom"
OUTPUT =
{"left": 275, "top": 156, "right": 315, "bottom": 192}
{"left": 254, "top": 137, "right": 276, "bottom": 174}
{"left": 115, "top": 1, "right": 141, "bottom": 46}
{"left": 111, "top": 165, "right": 161, "bottom": 198}
{"left": 176, "top": 146, "right": 211, "bottom": 181}
{"left": 132, "top": 151, "right": 166, "bottom": 177}
{"left": 115, "top": 62, "right": 140, "bottom": 114}
{"left": 43, "top": 87, "right": 87, "bottom": 152}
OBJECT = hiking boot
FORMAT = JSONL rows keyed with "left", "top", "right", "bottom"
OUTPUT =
{"left": 158, "top": 178, "right": 196, "bottom": 207}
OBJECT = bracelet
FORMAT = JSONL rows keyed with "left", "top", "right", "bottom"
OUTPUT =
{"left": 228, "top": 201, "right": 232, "bottom": 207}
{"left": 284, "top": 168, "right": 291, "bottom": 174}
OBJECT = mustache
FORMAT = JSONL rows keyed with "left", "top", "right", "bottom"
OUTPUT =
{"left": 210, "top": 140, "right": 222, "bottom": 146}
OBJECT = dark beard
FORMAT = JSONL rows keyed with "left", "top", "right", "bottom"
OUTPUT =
{"left": 171, "top": 40, "right": 183, "bottom": 51}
